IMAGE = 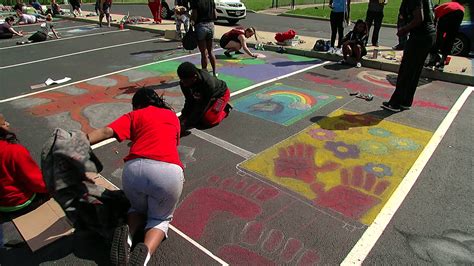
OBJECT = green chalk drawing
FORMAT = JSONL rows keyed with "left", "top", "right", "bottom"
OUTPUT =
{"left": 286, "top": 54, "right": 318, "bottom": 62}
{"left": 218, "top": 73, "right": 255, "bottom": 92}
{"left": 140, "top": 61, "right": 182, "bottom": 75}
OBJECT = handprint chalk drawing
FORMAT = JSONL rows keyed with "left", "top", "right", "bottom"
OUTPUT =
{"left": 232, "top": 84, "right": 337, "bottom": 126}
{"left": 239, "top": 109, "right": 432, "bottom": 225}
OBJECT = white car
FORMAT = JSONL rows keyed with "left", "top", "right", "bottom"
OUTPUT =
{"left": 161, "top": 0, "right": 246, "bottom": 25}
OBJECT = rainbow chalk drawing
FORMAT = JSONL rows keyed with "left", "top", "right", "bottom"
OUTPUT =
{"left": 239, "top": 109, "right": 432, "bottom": 225}
{"left": 232, "top": 84, "right": 337, "bottom": 126}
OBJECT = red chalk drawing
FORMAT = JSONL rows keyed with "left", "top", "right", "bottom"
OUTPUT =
{"left": 274, "top": 143, "right": 339, "bottom": 183}
{"left": 304, "top": 73, "right": 449, "bottom": 111}
{"left": 172, "top": 176, "right": 279, "bottom": 240}
{"left": 312, "top": 166, "right": 390, "bottom": 220}
{"left": 218, "top": 220, "right": 320, "bottom": 265}
{"left": 26, "top": 74, "right": 177, "bottom": 132}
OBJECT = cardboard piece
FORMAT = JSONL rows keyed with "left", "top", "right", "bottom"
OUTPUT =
{"left": 12, "top": 198, "right": 74, "bottom": 252}
{"left": 164, "top": 30, "right": 180, "bottom": 40}
{"left": 45, "top": 77, "right": 71, "bottom": 86}
{"left": 12, "top": 175, "right": 117, "bottom": 252}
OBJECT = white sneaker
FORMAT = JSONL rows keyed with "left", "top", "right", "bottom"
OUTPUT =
{"left": 327, "top": 47, "right": 335, "bottom": 54}
{"left": 356, "top": 62, "right": 362, "bottom": 68}
{"left": 335, "top": 48, "right": 343, "bottom": 55}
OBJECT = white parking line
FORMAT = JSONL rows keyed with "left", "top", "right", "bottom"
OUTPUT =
{"left": 0, "top": 37, "right": 159, "bottom": 69}
{"left": 341, "top": 86, "right": 473, "bottom": 265}
{"left": 0, "top": 29, "right": 129, "bottom": 51}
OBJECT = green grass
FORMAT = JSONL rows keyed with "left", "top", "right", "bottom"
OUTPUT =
{"left": 242, "top": 0, "right": 327, "bottom": 11}
{"left": 287, "top": 0, "right": 471, "bottom": 24}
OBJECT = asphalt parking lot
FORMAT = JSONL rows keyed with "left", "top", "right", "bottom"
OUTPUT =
{"left": 0, "top": 21, "right": 473, "bottom": 265}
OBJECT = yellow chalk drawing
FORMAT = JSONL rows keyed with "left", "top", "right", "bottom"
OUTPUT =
{"left": 239, "top": 109, "right": 432, "bottom": 225}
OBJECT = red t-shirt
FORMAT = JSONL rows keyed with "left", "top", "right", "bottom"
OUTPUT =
{"left": 108, "top": 106, "right": 183, "bottom": 169}
{"left": 0, "top": 140, "right": 47, "bottom": 208}
{"left": 434, "top": 2, "right": 464, "bottom": 19}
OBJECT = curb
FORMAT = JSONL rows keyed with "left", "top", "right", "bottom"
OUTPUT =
{"left": 279, "top": 13, "right": 398, "bottom": 28}
{"left": 58, "top": 15, "right": 474, "bottom": 86}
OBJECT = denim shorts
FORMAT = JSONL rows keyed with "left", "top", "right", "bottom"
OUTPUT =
{"left": 122, "top": 158, "right": 184, "bottom": 237}
{"left": 195, "top": 22, "right": 214, "bottom": 41}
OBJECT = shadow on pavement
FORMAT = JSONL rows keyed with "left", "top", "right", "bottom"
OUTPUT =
{"left": 0, "top": 229, "right": 110, "bottom": 266}
{"left": 310, "top": 109, "right": 397, "bottom": 129}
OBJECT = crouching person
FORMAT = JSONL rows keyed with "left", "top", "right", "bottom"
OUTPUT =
{"left": 0, "top": 114, "right": 49, "bottom": 226}
{"left": 87, "top": 88, "right": 185, "bottom": 265}
{"left": 177, "top": 62, "right": 232, "bottom": 134}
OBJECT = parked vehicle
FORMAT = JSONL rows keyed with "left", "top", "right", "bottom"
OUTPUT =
{"left": 451, "top": 21, "right": 474, "bottom": 56}
{"left": 161, "top": 0, "right": 246, "bottom": 25}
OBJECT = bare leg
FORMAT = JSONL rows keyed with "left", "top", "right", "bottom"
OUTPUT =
{"left": 143, "top": 228, "right": 166, "bottom": 254}
{"left": 197, "top": 39, "right": 208, "bottom": 71}
{"left": 99, "top": 12, "right": 104, "bottom": 27}
{"left": 206, "top": 39, "right": 216, "bottom": 76}
{"left": 354, "top": 44, "right": 362, "bottom": 63}
{"left": 224, "top": 40, "right": 242, "bottom": 53}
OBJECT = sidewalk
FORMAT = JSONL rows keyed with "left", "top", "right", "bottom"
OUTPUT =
{"left": 63, "top": 14, "right": 474, "bottom": 86}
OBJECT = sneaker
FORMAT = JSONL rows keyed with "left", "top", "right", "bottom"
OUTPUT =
{"left": 224, "top": 51, "right": 232, "bottom": 58}
{"left": 372, "top": 43, "right": 379, "bottom": 47}
{"left": 355, "top": 62, "right": 362, "bottom": 68}
{"left": 327, "top": 47, "right": 335, "bottom": 54}
{"left": 110, "top": 225, "right": 130, "bottom": 266}
{"left": 234, "top": 50, "right": 244, "bottom": 55}
{"left": 129, "top": 243, "right": 149, "bottom": 266}
{"left": 335, "top": 48, "right": 342, "bottom": 55}
{"left": 400, "top": 105, "right": 411, "bottom": 110}
{"left": 381, "top": 101, "right": 401, "bottom": 112}
{"left": 224, "top": 103, "right": 233, "bottom": 117}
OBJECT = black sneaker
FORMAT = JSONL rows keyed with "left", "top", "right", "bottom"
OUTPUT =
{"left": 234, "top": 50, "right": 244, "bottom": 55}
{"left": 129, "top": 243, "right": 149, "bottom": 266}
{"left": 224, "top": 103, "right": 233, "bottom": 117}
{"left": 110, "top": 225, "right": 130, "bottom": 266}
{"left": 400, "top": 105, "right": 411, "bottom": 110}
{"left": 381, "top": 101, "right": 402, "bottom": 112}
{"left": 224, "top": 51, "right": 232, "bottom": 58}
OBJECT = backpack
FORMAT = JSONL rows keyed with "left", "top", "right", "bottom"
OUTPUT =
{"left": 182, "top": 26, "right": 197, "bottom": 50}
{"left": 313, "top": 39, "right": 326, "bottom": 51}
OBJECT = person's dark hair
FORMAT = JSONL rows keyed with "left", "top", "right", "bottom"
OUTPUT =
{"left": 0, "top": 127, "right": 18, "bottom": 144}
{"left": 5, "top": 16, "right": 15, "bottom": 23}
{"left": 177, "top": 62, "right": 199, "bottom": 79}
{"left": 354, "top": 19, "right": 368, "bottom": 35}
{"left": 13, "top": 3, "right": 23, "bottom": 11}
{"left": 132, "top": 88, "right": 173, "bottom": 111}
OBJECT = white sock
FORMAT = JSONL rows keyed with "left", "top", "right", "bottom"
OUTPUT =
{"left": 144, "top": 252, "right": 151, "bottom": 266}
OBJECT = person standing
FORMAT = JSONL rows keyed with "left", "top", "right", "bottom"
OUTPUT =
{"left": 99, "top": 0, "right": 112, "bottom": 27}
{"left": 190, "top": 0, "right": 217, "bottom": 76}
{"left": 87, "top": 88, "right": 184, "bottom": 266}
{"left": 428, "top": 0, "right": 464, "bottom": 71}
{"left": 365, "top": 0, "right": 387, "bottom": 47}
{"left": 148, "top": 0, "right": 162, "bottom": 24}
{"left": 328, "top": 0, "right": 349, "bottom": 54}
{"left": 382, "top": 0, "right": 436, "bottom": 112}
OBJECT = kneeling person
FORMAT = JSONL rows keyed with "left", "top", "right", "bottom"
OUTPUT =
{"left": 177, "top": 62, "right": 232, "bottom": 133}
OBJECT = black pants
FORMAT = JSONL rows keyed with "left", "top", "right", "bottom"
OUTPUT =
{"left": 396, "top": 16, "right": 407, "bottom": 47}
{"left": 330, "top": 11, "right": 344, "bottom": 48}
{"left": 366, "top": 10, "right": 383, "bottom": 45}
{"left": 432, "top": 10, "right": 464, "bottom": 59}
{"left": 28, "top": 31, "right": 48, "bottom": 42}
{"left": 389, "top": 33, "right": 435, "bottom": 107}
{"left": 0, "top": 32, "right": 13, "bottom": 39}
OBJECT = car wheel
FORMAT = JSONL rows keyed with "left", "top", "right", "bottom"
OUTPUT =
{"left": 227, "top": 19, "right": 239, "bottom": 25}
{"left": 161, "top": 2, "right": 172, "bottom": 19}
{"left": 451, "top": 34, "right": 470, "bottom": 56}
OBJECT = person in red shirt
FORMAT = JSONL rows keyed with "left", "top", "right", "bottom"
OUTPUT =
{"left": 177, "top": 62, "right": 232, "bottom": 134}
{"left": 87, "top": 88, "right": 183, "bottom": 265}
{"left": 427, "top": 0, "right": 464, "bottom": 70}
{"left": 220, "top": 27, "right": 259, "bottom": 58}
{"left": 0, "top": 114, "right": 49, "bottom": 224}
{"left": 147, "top": 0, "right": 162, "bottom": 24}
